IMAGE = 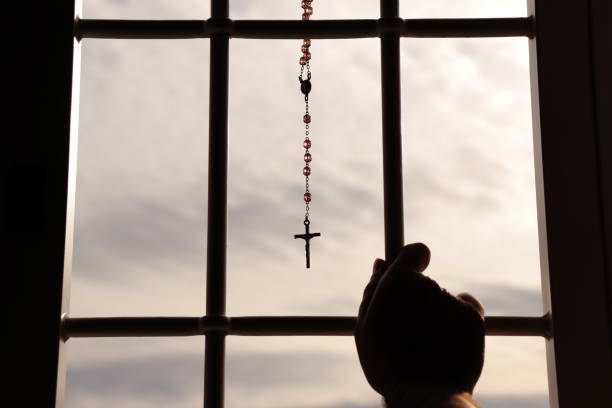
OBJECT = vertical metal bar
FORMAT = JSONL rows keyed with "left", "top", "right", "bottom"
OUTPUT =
{"left": 527, "top": 0, "right": 612, "bottom": 407}
{"left": 6, "top": 1, "right": 81, "bottom": 406}
{"left": 380, "top": 0, "right": 404, "bottom": 260}
{"left": 380, "top": 0, "right": 399, "bottom": 19}
{"left": 204, "top": 1, "right": 229, "bottom": 408}
{"left": 204, "top": 332, "right": 226, "bottom": 408}
{"left": 206, "top": 32, "right": 229, "bottom": 320}
{"left": 211, "top": 0, "right": 229, "bottom": 21}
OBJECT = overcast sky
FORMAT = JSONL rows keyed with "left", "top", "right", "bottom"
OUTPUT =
{"left": 65, "top": 1, "right": 549, "bottom": 407}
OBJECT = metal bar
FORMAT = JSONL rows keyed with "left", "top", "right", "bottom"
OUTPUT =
{"left": 233, "top": 19, "right": 378, "bottom": 39}
{"left": 206, "top": 41, "right": 229, "bottom": 318}
{"left": 231, "top": 316, "right": 550, "bottom": 337}
{"left": 204, "top": 333, "right": 225, "bottom": 408}
{"left": 380, "top": 0, "right": 404, "bottom": 260}
{"left": 62, "top": 315, "right": 550, "bottom": 338}
{"left": 527, "top": 0, "right": 612, "bottom": 407}
{"left": 229, "top": 316, "right": 357, "bottom": 336}
{"left": 381, "top": 0, "right": 399, "bottom": 19}
{"left": 8, "top": 1, "right": 81, "bottom": 406}
{"left": 482, "top": 315, "right": 550, "bottom": 338}
{"left": 62, "top": 316, "right": 204, "bottom": 338}
{"left": 204, "top": 2, "right": 229, "bottom": 408}
{"left": 211, "top": 0, "right": 229, "bottom": 19}
{"left": 75, "top": 18, "right": 534, "bottom": 40}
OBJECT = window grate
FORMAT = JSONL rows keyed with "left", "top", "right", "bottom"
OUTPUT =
{"left": 21, "top": 1, "right": 612, "bottom": 407}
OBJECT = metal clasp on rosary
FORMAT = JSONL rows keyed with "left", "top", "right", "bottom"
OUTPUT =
{"left": 299, "top": 71, "right": 312, "bottom": 97}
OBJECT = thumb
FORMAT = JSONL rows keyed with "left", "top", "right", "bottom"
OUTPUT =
{"left": 387, "top": 243, "right": 431, "bottom": 274}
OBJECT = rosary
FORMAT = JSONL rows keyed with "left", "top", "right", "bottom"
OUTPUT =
{"left": 294, "top": 0, "right": 321, "bottom": 268}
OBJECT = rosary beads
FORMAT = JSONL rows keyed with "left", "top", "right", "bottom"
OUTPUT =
{"left": 294, "top": 0, "right": 321, "bottom": 268}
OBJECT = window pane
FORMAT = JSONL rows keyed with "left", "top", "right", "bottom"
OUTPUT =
{"left": 477, "top": 337, "right": 549, "bottom": 408}
{"left": 400, "top": 0, "right": 526, "bottom": 18}
{"left": 401, "top": 37, "right": 542, "bottom": 317}
{"left": 230, "top": 0, "right": 378, "bottom": 20}
{"left": 65, "top": 338, "right": 204, "bottom": 408}
{"left": 83, "top": 0, "right": 209, "bottom": 19}
{"left": 227, "top": 337, "right": 549, "bottom": 408}
{"left": 71, "top": 39, "right": 209, "bottom": 316}
{"left": 227, "top": 38, "right": 384, "bottom": 315}
{"left": 227, "top": 337, "right": 377, "bottom": 408}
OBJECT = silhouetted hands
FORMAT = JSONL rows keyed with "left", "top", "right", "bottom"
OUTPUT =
{"left": 355, "top": 243, "right": 485, "bottom": 408}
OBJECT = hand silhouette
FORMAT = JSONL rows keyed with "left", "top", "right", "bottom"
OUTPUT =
{"left": 355, "top": 243, "right": 485, "bottom": 407}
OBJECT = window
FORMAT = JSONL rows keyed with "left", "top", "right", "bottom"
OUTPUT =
{"left": 20, "top": 1, "right": 612, "bottom": 407}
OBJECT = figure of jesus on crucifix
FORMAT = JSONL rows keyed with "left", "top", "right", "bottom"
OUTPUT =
{"left": 294, "top": 218, "right": 320, "bottom": 268}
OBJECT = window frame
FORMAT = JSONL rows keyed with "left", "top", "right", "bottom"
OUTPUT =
{"left": 17, "top": 1, "right": 612, "bottom": 407}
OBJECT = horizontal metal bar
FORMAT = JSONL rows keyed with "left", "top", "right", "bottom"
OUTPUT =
{"left": 483, "top": 315, "right": 550, "bottom": 337}
{"left": 61, "top": 316, "right": 205, "bottom": 339}
{"left": 229, "top": 316, "right": 357, "bottom": 335}
{"left": 62, "top": 315, "right": 550, "bottom": 339}
{"left": 233, "top": 19, "right": 378, "bottom": 39}
{"left": 75, "top": 17, "right": 534, "bottom": 40}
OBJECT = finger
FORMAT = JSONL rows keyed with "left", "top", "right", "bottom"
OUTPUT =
{"left": 371, "top": 243, "right": 432, "bottom": 294}
{"left": 363, "top": 244, "right": 439, "bottom": 328}
{"left": 358, "top": 244, "right": 432, "bottom": 335}
{"left": 358, "top": 258, "right": 389, "bottom": 320}
{"left": 370, "top": 258, "right": 387, "bottom": 283}
{"left": 457, "top": 292, "right": 485, "bottom": 318}
{"left": 387, "top": 242, "right": 431, "bottom": 274}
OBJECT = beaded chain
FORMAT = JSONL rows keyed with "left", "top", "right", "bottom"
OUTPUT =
{"left": 294, "top": 0, "right": 320, "bottom": 268}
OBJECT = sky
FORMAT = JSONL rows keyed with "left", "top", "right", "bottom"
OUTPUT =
{"left": 65, "top": 1, "right": 549, "bottom": 407}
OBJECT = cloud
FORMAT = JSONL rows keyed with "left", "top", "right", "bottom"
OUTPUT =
{"left": 296, "top": 395, "right": 549, "bottom": 408}
{"left": 228, "top": 351, "right": 350, "bottom": 387}
{"left": 66, "top": 353, "right": 203, "bottom": 405}
{"left": 399, "top": 0, "right": 527, "bottom": 18}
{"left": 477, "top": 394, "right": 548, "bottom": 408}
{"left": 295, "top": 404, "right": 381, "bottom": 408}
{"left": 73, "top": 195, "right": 206, "bottom": 280}
{"left": 65, "top": 349, "right": 548, "bottom": 407}
{"left": 66, "top": 350, "right": 371, "bottom": 408}
{"left": 474, "top": 284, "right": 542, "bottom": 316}
{"left": 293, "top": 395, "right": 549, "bottom": 408}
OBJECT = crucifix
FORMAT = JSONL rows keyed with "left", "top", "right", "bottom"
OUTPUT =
{"left": 294, "top": 218, "right": 320, "bottom": 268}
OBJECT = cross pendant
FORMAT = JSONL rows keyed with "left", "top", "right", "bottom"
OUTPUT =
{"left": 294, "top": 219, "right": 321, "bottom": 268}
